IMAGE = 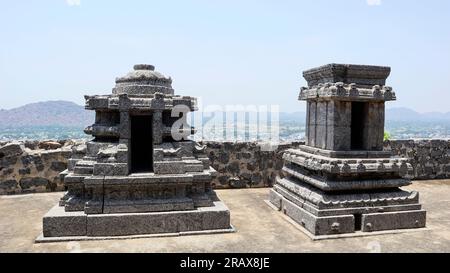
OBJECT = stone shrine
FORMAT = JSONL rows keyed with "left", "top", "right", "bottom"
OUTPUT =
{"left": 269, "top": 64, "right": 426, "bottom": 237}
{"left": 38, "top": 64, "right": 232, "bottom": 240}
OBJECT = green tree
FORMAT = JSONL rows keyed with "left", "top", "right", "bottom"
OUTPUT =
{"left": 384, "top": 131, "right": 391, "bottom": 141}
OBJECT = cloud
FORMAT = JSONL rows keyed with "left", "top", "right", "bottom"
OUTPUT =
{"left": 366, "top": 0, "right": 382, "bottom": 6}
{"left": 66, "top": 0, "right": 81, "bottom": 6}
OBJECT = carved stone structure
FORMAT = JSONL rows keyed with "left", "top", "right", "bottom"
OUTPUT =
{"left": 39, "top": 64, "right": 232, "bottom": 240}
{"left": 269, "top": 64, "right": 426, "bottom": 237}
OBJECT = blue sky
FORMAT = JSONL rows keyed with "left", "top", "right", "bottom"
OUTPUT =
{"left": 1, "top": 0, "right": 449, "bottom": 113}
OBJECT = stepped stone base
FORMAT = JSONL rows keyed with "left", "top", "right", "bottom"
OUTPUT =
{"left": 39, "top": 201, "right": 232, "bottom": 241}
{"left": 269, "top": 188, "right": 426, "bottom": 237}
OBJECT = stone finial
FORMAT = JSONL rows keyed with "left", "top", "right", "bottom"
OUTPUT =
{"left": 134, "top": 64, "right": 155, "bottom": 71}
{"left": 113, "top": 64, "right": 174, "bottom": 95}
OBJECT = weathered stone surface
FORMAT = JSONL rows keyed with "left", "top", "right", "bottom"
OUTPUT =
{"left": 0, "top": 140, "right": 77, "bottom": 194}
{"left": 19, "top": 177, "right": 50, "bottom": 190}
{"left": 50, "top": 161, "right": 67, "bottom": 172}
{"left": 229, "top": 177, "right": 247, "bottom": 189}
{"left": 2, "top": 168, "right": 14, "bottom": 176}
{"left": 0, "top": 180, "right": 18, "bottom": 190}
{"left": 86, "top": 202, "right": 230, "bottom": 236}
{"left": 204, "top": 141, "right": 304, "bottom": 189}
{"left": 361, "top": 210, "right": 426, "bottom": 232}
{"left": 0, "top": 142, "right": 24, "bottom": 157}
{"left": 0, "top": 156, "right": 18, "bottom": 169}
{"left": 43, "top": 205, "right": 87, "bottom": 237}
{"left": 19, "top": 168, "right": 31, "bottom": 175}
{"left": 385, "top": 139, "right": 450, "bottom": 180}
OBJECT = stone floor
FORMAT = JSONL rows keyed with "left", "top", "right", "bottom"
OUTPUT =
{"left": 1, "top": 180, "right": 450, "bottom": 253}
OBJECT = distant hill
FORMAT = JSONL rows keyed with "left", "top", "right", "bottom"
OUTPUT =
{"left": 0, "top": 101, "right": 94, "bottom": 127}
{"left": 386, "top": 107, "right": 450, "bottom": 122}
{"left": 0, "top": 101, "right": 448, "bottom": 128}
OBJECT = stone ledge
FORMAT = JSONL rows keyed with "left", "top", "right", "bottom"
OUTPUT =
{"left": 39, "top": 201, "right": 232, "bottom": 240}
{"left": 268, "top": 189, "right": 426, "bottom": 238}
{"left": 265, "top": 199, "right": 429, "bottom": 241}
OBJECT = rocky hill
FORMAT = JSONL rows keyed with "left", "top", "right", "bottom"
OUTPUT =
{"left": 0, "top": 101, "right": 94, "bottom": 127}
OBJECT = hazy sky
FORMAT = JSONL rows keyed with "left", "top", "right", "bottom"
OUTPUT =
{"left": 1, "top": 0, "right": 449, "bottom": 113}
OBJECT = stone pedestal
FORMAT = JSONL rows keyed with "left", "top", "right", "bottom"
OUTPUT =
{"left": 39, "top": 64, "right": 232, "bottom": 241}
{"left": 269, "top": 64, "right": 426, "bottom": 237}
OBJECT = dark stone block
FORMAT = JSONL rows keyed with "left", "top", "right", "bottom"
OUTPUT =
{"left": 0, "top": 180, "right": 18, "bottom": 190}
{"left": 223, "top": 142, "right": 234, "bottom": 151}
{"left": 247, "top": 162, "right": 256, "bottom": 171}
{"left": 36, "top": 163, "right": 45, "bottom": 172}
{"left": 0, "top": 143, "right": 24, "bottom": 157}
{"left": 217, "top": 152, "right": 229, "bottom": 164}
{"left": 251, "top": 173, "right": 262, "bottom": 185}
{"left": 20, "top": 155, "right": 45, "bottom": 171}
{"left": 19, "top": 177, "right": 50, "bottom": 190}
{"left": 50, "top": 161, "right": 67, "bottom": 172}
{"left": 226, "top": 161, "right": 240, "bottom": 175}
{"left": 21, "top": 155, "right": 34, "bottom": 167}
{"left": 0, "top": 156, "right": 18, "bottom": 168}
{"left": 48, "top": 180, "right": 59, "bottom": 191}
{"left": 2, "top": 168, "right": 14, "bottom": 176}
{"left": 24, "top": 141, "right": 39, "bottom": 150}
{"left": 445, "top": 165, "right": 450, "bottom": 173}
{"left": 229, "top": 178, "right": 247, "bottom": 189}
{"left": 275, "top": 159, "right": 284, "bottom": 170}
{"left": 240, "top": 172, "right": 252, "bottom": 181}
{"left": 19, "top": 168, "right": 31, "bottom": 175}
{"left": 241, "top": 152, "right": 252, "bottom": 159}
{"left": 217, "top": 175, "right": 230, "bottom": 185}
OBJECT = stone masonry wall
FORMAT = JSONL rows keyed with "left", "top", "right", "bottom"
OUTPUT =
{"left": 1, "top": 139, "right": 449, "bottom": 194}
{"left": 201, "top": 141, "right": 304, "bottom": 189}
{"left": 385, "top": 139, "right": 450, "bottom": 180}
{"left": 0, "top": 140, "right": 84, "bottom": 195}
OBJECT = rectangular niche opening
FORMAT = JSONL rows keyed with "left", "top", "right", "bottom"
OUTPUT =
{"left": 351, "top": 102, "right": 368, "bottom": 150}
{"left": 354, "top": 214, "right": 362, "bottom": 231}
{"left": 131, "top": 115, "right": 153, "bottom": 173}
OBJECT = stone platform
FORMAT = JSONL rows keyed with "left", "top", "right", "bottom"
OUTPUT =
{"left": 269, "top": 186, "right": 426, "bottom": 238}
{"left": 37, "top": 200, "right": 232, "bottom": 242}
{"left": 269, "top": 145, "right": 426, "bottom": 237}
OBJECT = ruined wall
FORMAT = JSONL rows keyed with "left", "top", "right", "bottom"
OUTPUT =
{"left": 385, "top": 139, "right": 450, "bottom": 180}
{"left": 201, "top": 141, "right": 304, "bottom": 189}
{"left": 1, "top": 139, "right": 449, "bottom": 194}
{"left": 0, "top": 140, "right": 84, "bottom": 195}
